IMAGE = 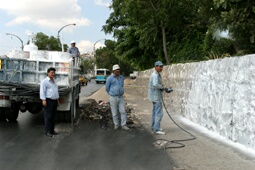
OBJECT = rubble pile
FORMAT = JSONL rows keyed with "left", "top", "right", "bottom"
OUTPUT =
{"left": 77, "top": 99, "right": 140, "bottom": 130}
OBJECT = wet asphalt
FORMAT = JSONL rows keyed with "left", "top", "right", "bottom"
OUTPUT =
{"left": 0, "top": 80, "right": 174, "bottom": 170}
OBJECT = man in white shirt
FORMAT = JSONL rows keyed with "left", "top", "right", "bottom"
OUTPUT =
{"left": 40, "top": 67, "right": 59, "bottom": 137}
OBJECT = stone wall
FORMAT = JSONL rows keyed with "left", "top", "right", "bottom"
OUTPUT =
{"left": 134, "top": 54, "right": 255, "bottom": 149}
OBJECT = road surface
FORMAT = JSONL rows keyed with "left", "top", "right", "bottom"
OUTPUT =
{"left": 0, "top": 80, "right": 175, "bottom": 170}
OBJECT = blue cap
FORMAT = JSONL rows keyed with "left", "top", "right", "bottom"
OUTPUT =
{"left": 154, "top": 61, "right": 163, "bottom": 66}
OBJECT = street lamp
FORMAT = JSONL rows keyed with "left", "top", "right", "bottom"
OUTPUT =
{"left": 57, "top": 23, "right": 76, "bottom": 52}
{"left": 93, "top": 39, "right": 105, "bottom": 56}
{"left": 57, "top": 23, "right": 76, "bottom": 39}
{"left": 93, "top": 39, "right": 106, "bottom": 73}
{"left": 6, "top": 33, "right": 24, "bottom": 50}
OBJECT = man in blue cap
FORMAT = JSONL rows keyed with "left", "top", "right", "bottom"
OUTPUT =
{"left": 148, "top": 61, "right": 166, "bottom": 135}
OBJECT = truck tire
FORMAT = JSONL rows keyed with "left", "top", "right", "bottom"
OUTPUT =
{"left": 0, "top": 108, "right": 6, "bottom": 122}
{"left": 27, "top": 103, "right": 42, "bottom": 114}
{"left": 6, "top": 102, "right": 20, "bottom": 122}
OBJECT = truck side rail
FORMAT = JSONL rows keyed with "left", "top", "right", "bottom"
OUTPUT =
{"left": 0, "top": 56, "right": 80, "bottom": 99}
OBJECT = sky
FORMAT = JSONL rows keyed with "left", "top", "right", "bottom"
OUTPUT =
{"left": 0, "top": 0, "right": 113, "bottom": 55}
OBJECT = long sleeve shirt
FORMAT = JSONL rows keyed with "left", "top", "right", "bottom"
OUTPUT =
{"left": 67, "top": 47, "right": 80, "bottom": 58}
{"left": 148, "top": 70, "right": 164, "bottom": 102}
{"left": 40, "top": 77, "right": 59, "bottom": 100}
{"left": 105, "top": 74, "right": 124, "bottom": 96}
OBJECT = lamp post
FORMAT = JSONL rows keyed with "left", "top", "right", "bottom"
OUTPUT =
{"left": 57, "top": 23, "right": 76, "bottom": 52}
{"left": 6, "top": 33, "right": 24, "bottom": 50}
{"left": 57, "top": 23, "right": 76, "bottom": 39}
{"left": 93, "top": 39, "right": 105, "bottom": 56}
{"left": 93, "top": 39, "right": 105, "bottom": 74}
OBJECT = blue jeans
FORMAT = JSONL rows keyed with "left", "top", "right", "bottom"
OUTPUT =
{"left": 110, "top": 96, "right": 127, "bottom": 126}
{"left": 151, "top": 102, "right": 163, "bottom": 132}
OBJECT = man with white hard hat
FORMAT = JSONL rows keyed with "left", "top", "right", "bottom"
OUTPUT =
{"left": 67, "top": 40, "right": 80, "bottom": 59}
{"left": 105, "top": 64, "right": 130, "bottom": 131}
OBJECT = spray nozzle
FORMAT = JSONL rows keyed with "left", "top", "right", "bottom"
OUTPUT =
{"left": 164, "top": 87, "right": 173, "bottom": 93}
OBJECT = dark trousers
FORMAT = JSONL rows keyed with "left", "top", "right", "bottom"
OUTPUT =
{"left": 44, "top": 98, "right": 57, "bottom": 134}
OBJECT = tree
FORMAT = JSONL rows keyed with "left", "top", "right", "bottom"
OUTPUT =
{"left": 34, "top": 32, "right": 67, "bottom": 51}
{"left": 80, "top": 59, "right": 95, "bottom": 74}
{"left": 95, "top": 40, "right": 133, "bottom": 76}
{"left": 103, "top": 0, "right": 209, "bottom": 69}
{"left": 207, "top": 0, "right": 255, "bottom": 53}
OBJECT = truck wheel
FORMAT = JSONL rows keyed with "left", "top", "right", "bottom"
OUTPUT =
{"left": 0, "top": 108, "right": 6, "bottom": 122}
{"left": 6, "top": 102, "right": 20, "bottom": 122}
{"left": 27, "top": 103, "right": 42, "bottom": 114}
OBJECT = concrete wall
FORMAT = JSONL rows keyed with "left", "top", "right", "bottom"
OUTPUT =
{"left": 134, "top": 54, "right": 255, "bottom": 149}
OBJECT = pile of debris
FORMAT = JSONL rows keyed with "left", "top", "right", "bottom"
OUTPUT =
{"left": 77, "top": 99, "right": 140, "bottom": 130}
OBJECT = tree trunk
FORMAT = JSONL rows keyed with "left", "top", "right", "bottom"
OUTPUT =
{"left": 161, "top": 22, "right": 170, "bottom": 65}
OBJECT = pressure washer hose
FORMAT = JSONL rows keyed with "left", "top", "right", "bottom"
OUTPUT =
{"left": 158, "top": 95, "right": 196, "bottom": 149}
{"left": 125, "top": 84, "right": 196, "bottom": 149}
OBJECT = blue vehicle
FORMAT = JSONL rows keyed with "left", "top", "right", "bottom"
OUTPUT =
{"left": 95, "top": 68, "right": 111, "bottom": 84}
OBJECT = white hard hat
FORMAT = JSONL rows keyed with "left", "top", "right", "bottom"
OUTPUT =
{"left": 112, "top": 64, "right": 120, "bottom": 71}
{"left": 71, "top": 40, "right": 76, "bottom": 44}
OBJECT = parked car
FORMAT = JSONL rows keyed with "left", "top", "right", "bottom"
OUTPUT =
{"left": 85, "top": 75, "right": 91, "bottom": 82}
{"left": 79, "top": 76, "right": 88, "bottom": 86}
{"left": 130, "top": 71, "right": 138, "bottom": 79}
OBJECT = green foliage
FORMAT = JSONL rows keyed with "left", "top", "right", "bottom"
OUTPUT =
{"left": 34, "top": 32, "right": 67, "bottom": 51}
{"left": 168, "top": 31, "right": 205, "bottom": 63}
{"left": 103, "top": 0, "right": 211, "bottom": 69}
{"left": 210, "top": 0, "right": 255, "bottom": 53}
{"left": 102, "top": 0, "right": 255, "bottom": 70}
{"left": 95, "top": 40, "right": 134, "bottom": 76}
{"left": 201, "top": 31, "right": 236, "bottom": 60}
{"left": 80, "top": 59, "right": 95, "bottom": 74}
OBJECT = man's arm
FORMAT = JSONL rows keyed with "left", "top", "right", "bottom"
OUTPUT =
{"left": 75, "top": 47, "right": 80, "bottom": 57}
{"left": 152, "top": 74, "right": 163, "bottom": 89}
{"left": 77, "top": 48, "right": 80, "bottom": 56}
{"left": 40, "top": 80, "right": 47, "bottom": 106}
{"left": 105, "top": 76, "right": 111, "bottom": 93}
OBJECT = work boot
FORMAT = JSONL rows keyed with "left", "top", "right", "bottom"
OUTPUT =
{"left": 101, "top": 125, "right": 108, "bottom": 130}
{"left": 122, "top": 125, "right": 130, "bottom": 131}
{"left": 114, "top": 125, "right": 119, "bottom": 130}
{"left": 155, "top": 131, "right": 166, "bottom": 135}
{"left": 45, "top": 133, "right": 53, "bottom": 137}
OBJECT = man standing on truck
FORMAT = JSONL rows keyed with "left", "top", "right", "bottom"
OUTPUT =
{"left": 105, "top": 64, "right": 129, "bottom": 131}
{"left": 40, "top": 67, "right": 59, "bottom": 137}
{"left": 67, "top": 40, "right": 80, "bottom": 62}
